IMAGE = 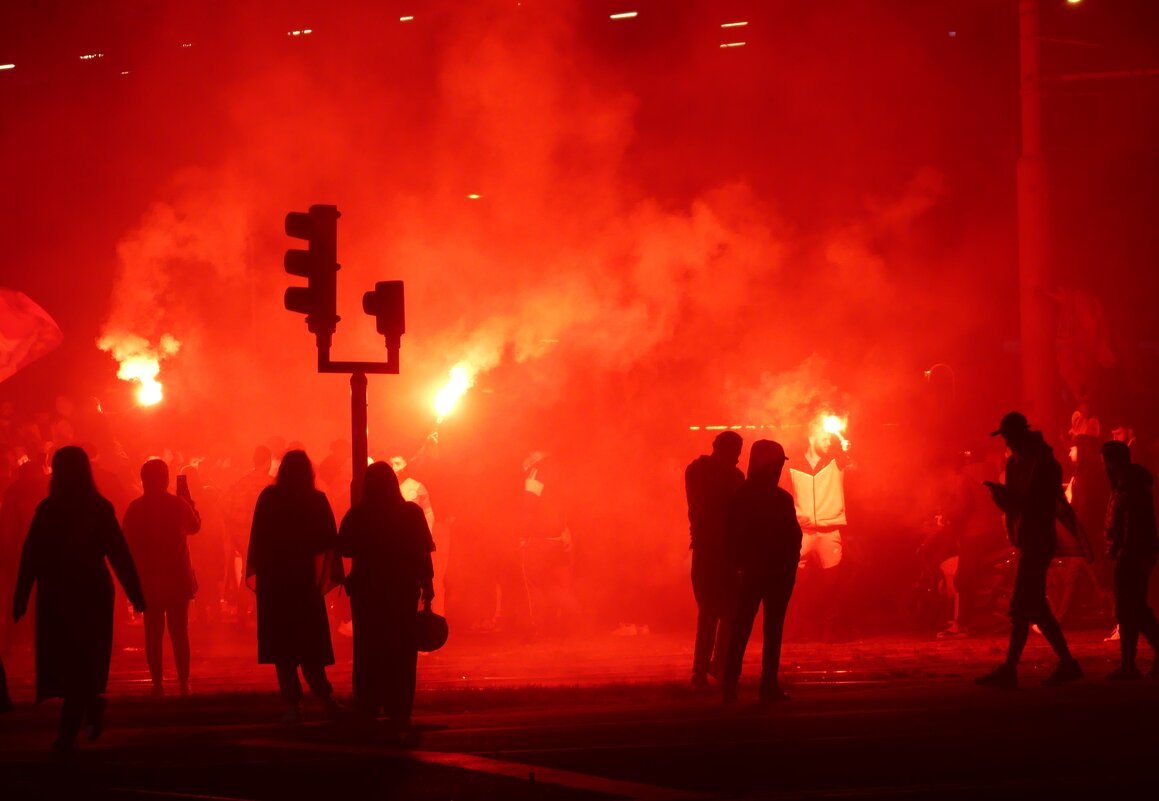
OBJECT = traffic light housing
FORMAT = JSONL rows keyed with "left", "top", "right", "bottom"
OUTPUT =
{"left": 362, "top": 280, "right": 405, "bottom": 349}
{"left": 284, "top": 204, "right": 341, "bottom": 338}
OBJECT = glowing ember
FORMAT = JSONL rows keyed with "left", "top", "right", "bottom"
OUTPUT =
{"left": 434, "top": 363, "right": 475, "bottom": 423}
{"left": 823, "top": 414, "right": 847, "bottom": 436}
{"left": 98, "top": 333, "right": 180, "bottom": 407}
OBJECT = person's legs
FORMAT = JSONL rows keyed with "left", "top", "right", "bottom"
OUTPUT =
{"left": 167, "top": 601, "right": 191, "bottom": 689}
{"left": 56, "top": 694, "right": 85, "bottom": 750}
{"left": 300, "top": 663, "right": 334, "bottom": 700}
{"left": 759, "top": 576, "right": 795, "bottom": 700}
{"left": 1114, "top": 559, "right": 1144, "bottom": 669}
{"left": 143, "top": 608, "right": 166, "bottom": 691}
{"left": 275, "top": 662, "right": 304, "bottom": 704}
{"left": 721, "top": 575, "right": 762, "bottom": 700}
{"left": 690, "top": 549, "right": 720, "bottom": 680}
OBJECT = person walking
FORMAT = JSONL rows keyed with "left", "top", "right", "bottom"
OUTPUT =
{"left": 122, "top": 458, "right": 200, "bottom": 696}
{"left": 977, "top": 413, "right": 1082, "bottom": 688}
{"left": 721, "top": 440, "right": 802, "bottom": 703}
{"left": 338, "top": 462, "right": 435, "bottom": 727}
{"left": 12, "top": 446, "right": 145, "bottom": 754}
{"left": 246, "top": 450, "right": 343, "bottom": 723}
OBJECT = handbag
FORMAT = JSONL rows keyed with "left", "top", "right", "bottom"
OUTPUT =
{"left": 416, "top": 606, "right": 449, "bottom": 652}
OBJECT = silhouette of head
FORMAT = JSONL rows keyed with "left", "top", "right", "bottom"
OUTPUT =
{"left": 276, "top": 449, "right": 315, "bottom": 493}
{"left": 1101, "top": 439, "right": 1132, "bottom": 484}
{"left": 711, "top": 431, "right": 743, "bottom": 466}
{"left": 252, "top": 445, "right": 273, "bottom": 474}
{"left": 990, "top": 411, "right": 1032, "bottom": 448}
{"left": 363, "top": 461, "right": 404, "bottom": 506}
{"left": 748, "top": 439, "right": 788, "bottom": 481}
{"left": 50, "top": 445, "right": 97, "bottom": 498}
{"left": 141, "top": 458, "right": 169, "bottom": 494}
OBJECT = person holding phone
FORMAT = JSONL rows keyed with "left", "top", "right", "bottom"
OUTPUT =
{"left": 122, "top": 459, "right": 201, "bottom": 696}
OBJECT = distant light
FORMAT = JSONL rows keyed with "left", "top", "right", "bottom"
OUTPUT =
{"left": 467, "top": 193, "right": 481, "bottom": 200}
{"left": 0, "top": 64, "right": 14, "bottom": 71}
{"left": 180, "top": 43, "right": 193, "bottom": 48}
{"left": 721, "top": 21, "right": 748, "bottom": 28}
{"left": 948, "top": 31, "right": 957, "bottom": 38}
{"left": 720, "top": 41, "right": 746, "bottom": 49}
{"left": 1066, "top": 0, "right": 1082, "bottom": 5}
{"left": 288, "top": 29, "right": 313, "bottom": 36}
{"left": 610, "top": 12, "right": 638, "bottom": 20}
{"left": 79, "top": 53, "right": 104, "bottom": 60}
{"left": 120, "top": 71, "right": 130, "bottom": 76}
{"left": 400, "top": 15, "right": 415, "bottom": 22}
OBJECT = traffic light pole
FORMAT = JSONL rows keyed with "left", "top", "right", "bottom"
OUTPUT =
{"left": 350, "top": 371, "right": 368, "bottom": 506}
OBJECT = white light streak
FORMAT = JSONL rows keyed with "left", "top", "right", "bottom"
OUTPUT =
{"left": 79, "top": 53, "right": 104, "bottom": 60}
{"left": 610, "top": 12, "right": 638, "bottom": 20}
{"left": 288, "top": 29, "right": 313, "bottom": 36}
{"left": 721, "top": 21, "right": 748, "bottom": 28}
{"left": 0, "top": 64, "right": 15, "bottom": 71}
{"left": 467, "top": 193, "right": 481, "bottom": 200}
{"left": 720, "top": 41, "right": 746, "bottom": 48}
{"left": 400, "top": 15, "right": 415, "bottom": 22}
{"left": 180, "top": 43, "right": 193, "bottom": 48}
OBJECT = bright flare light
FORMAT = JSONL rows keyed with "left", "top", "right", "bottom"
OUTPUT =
{"left": 98, "top": 333, "right": 180, "bottom": 408}
{"left": 610, "top": 12, "right": 638, "bottom": 20}
{"left": 823, "top": 415, "right": 847, "bottom": 436}
{"left": 434, "top": 363, "right": 475, "bottom": 423}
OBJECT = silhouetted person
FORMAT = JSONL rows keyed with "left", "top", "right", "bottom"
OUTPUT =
{"left": 0, "top": 656, "right": 11, "bottom": 713}
{"left": 721, "top": 440, "right": 802, "bottom": 703}
{"left": 225, "top": 446, "right": 272, "bottom": 631}
{"left": 1101, "top": 440, "right": 1159, "bottom": 679}
{"left": 122, "top": 459, "right": 200, "bottom": 696}
{"left": 520, "top": 451, "right": 578, "bottom": 636}
{"left": 1053, "top": 435, "right": 1112, "bottom": 625}
{"left": 246, "top": 450, "right": 342, "bottom": 723}
{"left": 12, "top": 446, "right": 145, "bottom": 754}
{"left": 685, "top": 431, "right": 744, "bottom": 687}
{"left": 977, "top": 412, "right": 1082, "bottom": 688}
{"left": 337, "top": 462, "right": 435, "bottom": 727}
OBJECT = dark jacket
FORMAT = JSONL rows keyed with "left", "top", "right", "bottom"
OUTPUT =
{"left": 996, "top": 432, "right": 1062, "bottom": 556}
{"left": 686, "top": 455, "right": 745, "bottom": 552}
{"left": 246, "top": 485, "right": 338, "bottom": 666}
{"left": 13, "top": 493, "right": 144, "bottom": 701}
{"left": 337, "top": 499, "right": 434, "bottom": 601}
{"left": 1105, "top": 464, "right": 1159, "bottom": 562}
{"left": 725, "top": 474, "right": 803, "bottom": 577}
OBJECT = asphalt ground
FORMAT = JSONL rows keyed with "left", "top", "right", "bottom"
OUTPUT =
{"left": 2, "top": 629, "right": 1158, "bottom": 800}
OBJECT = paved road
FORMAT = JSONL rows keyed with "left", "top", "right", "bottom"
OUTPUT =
{"left": 2, "top": 630, "right": 1157, "bottom": 800}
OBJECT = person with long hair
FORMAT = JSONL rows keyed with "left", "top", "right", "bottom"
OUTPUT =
{"left": 246, "top": 449, "right": 342, "bottom": 723}
{"left": 338, "top": 461, "right": 434, "bottom": 728}
{"left": 12, "top": 446, "right": 145, "bottom": 754}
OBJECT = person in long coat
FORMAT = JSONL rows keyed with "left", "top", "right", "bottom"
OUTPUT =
{"left": 246, "top": 449, "right": 342, "bottom": 723}
{"left": 122, "top": 458, "right": 200, "bottom": 696}
{"left": 337, "top": 462, "right": 435, "bottom": 726}
{"left": 12, "top": 445, "right": 145, "bottom": 753}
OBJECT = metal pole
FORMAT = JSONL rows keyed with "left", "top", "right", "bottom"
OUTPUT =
{"left": 1018, "top": 0, "right": 1056, "bottom": 430}
{"left": 350, "top": 371, "right": 368, "bottom": 506}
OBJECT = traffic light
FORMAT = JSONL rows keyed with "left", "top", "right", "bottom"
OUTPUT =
{"left": 284, "top": 204, "right": 341, "bottom": 338}
{"left": 362, "top": 280, "right": 405, "bottom": 348}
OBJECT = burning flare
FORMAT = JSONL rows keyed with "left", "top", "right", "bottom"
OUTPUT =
{"left": 434, "top": 363, "right": 475, "bottom": 423}
{"left": 98, "top": 333, "right": 180, "bottom": 407}
{"left": 822, "top": 414, "right": 847, "bottom": 436}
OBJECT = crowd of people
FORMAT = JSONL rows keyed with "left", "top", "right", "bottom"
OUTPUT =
{"left": 0, "top": 392, "right": 439, "bottom": 755}
{"left": 685, "top": 409, "right": 1159, "bottom": 702}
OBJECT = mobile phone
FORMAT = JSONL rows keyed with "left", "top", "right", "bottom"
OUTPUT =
{"left": 176, "top": 474, "right": 191, "bottom": 500}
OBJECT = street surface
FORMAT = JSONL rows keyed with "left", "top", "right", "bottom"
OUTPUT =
{"left": 2, "top": 629, "right": 1157, "bottom": 800}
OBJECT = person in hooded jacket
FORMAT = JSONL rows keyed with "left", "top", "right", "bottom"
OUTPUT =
{"left": 1101, "top": 440, "right": 1159, "bottom": 679}
{"left": 337, "top": 462, "right": 435, "bottom": 726}
{"left": 977, "top": 412, "right": 1082, "bottom": 688}
{"left": 12, "top": 446, "right": 145, "bottom": 754}
{"left": 246, "top": 450, "right": 342, "bottom": 723}
{"left": 721, "top": 440, "right": 802, "bottom": 703}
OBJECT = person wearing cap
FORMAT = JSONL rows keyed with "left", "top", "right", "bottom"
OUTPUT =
{"left": 977, "top": 412, "right": 1082, "bottom": 688}
{"left": 720, "top": 440, "right": 802, "bottom": 703}
{"left": 685, "top": 430, "right": 745, "bottom": 687}
{"left": 1100, "top": 440, "right": 1159, "bottom": 679}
